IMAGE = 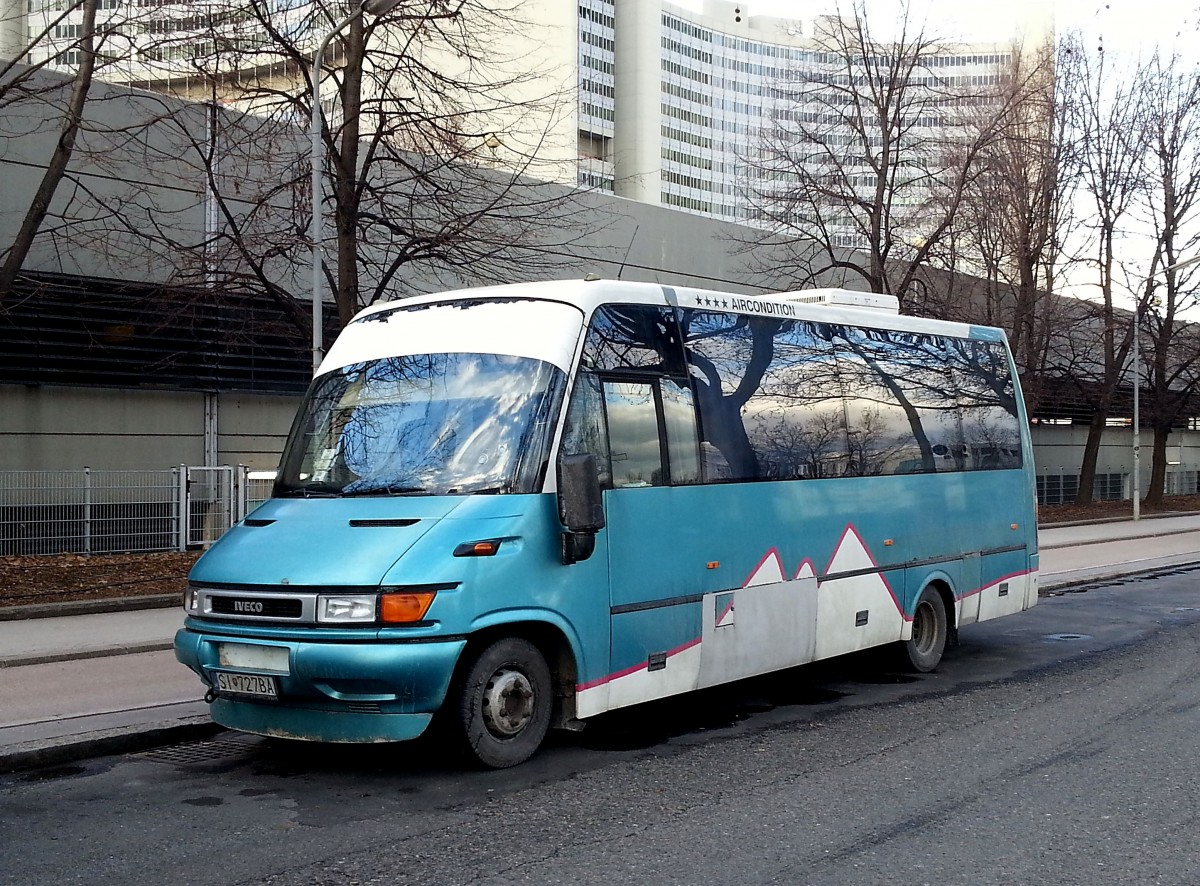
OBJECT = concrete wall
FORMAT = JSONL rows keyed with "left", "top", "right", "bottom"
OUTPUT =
{"left": 1031, "top": 425, "right": 1200, "bottom": 482}
{"left": 212, "top": 392, "right": 302, "bottom": 471}
{"left": 0, "top": 69, "right": 839, "bottom": 473}
{"left": 0, "top": 386, "right": 299, "bottom": 471}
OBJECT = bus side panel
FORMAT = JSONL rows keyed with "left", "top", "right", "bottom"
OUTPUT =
{"left": 976, "top": 550, "right": 1036, "bottom": 622}
{"left": 591, "top": 468, "right": 1035, "bottom": 714}
{"left": 601, "top": 481, "right": 906, "bottom": 702}
{"left": 697, "top": 572, "right": 818, "bottom": 688}
{"left": 958, "top": 551, "right": 982, "bottom": 626}
{"left": 604, "top": 606, "right": 703, "bottom": 710}
{"left": 813, "top": 524, "right": 908, "bottom": 659}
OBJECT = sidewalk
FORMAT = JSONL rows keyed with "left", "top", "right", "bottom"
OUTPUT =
{"left": 1038, "top": 512, "right": 1200, "bottom": 588}
{"left": 3, "top": 513, "right": 1200, "bottom": 774}
{"left": 0, "top": 608, "right": 218, "bottom": 773}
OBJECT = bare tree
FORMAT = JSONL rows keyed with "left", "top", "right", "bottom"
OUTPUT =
{"left": 949, "top": 37, "right": 1081, "bottom": 415}
{"left": 0, "top": 0, "right": 99, "bottom": 303}
{"left": 128, "top": 0, "right": 601, "bottom": 334}
{"left": 3, "top": 0, "right": 607, "bottom": 350}
{"left": 1066, "top": 37, "right": 1151, "bottom": 504}
{"left": 1136, "top": 53, "right": 1200, "bottom": 505}
{"left": 741, "top": 1, "right": 1012, "bottom": 310}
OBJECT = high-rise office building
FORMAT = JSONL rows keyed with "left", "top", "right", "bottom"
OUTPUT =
{"left": 7, "top": 0, "right": 1034, "bottom": 231}
{"left": 581, "top": 0, "right": 1030, "bottom": 230}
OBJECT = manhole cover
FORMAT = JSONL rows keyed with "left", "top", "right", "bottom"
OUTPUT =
{"left": 1044, "top": 633, "right": 1092, "bottom": 642}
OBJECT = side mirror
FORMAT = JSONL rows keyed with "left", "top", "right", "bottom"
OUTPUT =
{"left": 557, "top": 454, "right": 605, "bottom": 564}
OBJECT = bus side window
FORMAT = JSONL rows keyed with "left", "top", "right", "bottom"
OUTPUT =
{"left": 603, "top": 381, "right": 664, "bottom": 488}
{"left": 560, "top": 371, "right": 613, "bottom": 488}
{"left": 661, "top": 379, "right": 701, "bottom": 485}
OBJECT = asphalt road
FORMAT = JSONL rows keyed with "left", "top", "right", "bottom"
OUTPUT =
{"left": 4, "top": 566, "right": 1200, "bottom": 885}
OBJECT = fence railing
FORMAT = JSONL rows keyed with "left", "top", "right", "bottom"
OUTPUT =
{"left": 1035, "top": 465, "right": 1199, "bottom": 506}
{"left": 0, "top": 466, "right": 275, "bottom": 556}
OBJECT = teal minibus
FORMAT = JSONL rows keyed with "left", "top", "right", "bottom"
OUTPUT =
{"left": 174, "top": 279, "right": 1039, "bottom": 767}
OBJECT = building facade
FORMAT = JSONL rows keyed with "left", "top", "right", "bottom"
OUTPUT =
{"left": 580, "top": 0, "right": 1025, "bottom": 234}
{"left": 10, "top": 0, "right": 1033, "bottom": 230}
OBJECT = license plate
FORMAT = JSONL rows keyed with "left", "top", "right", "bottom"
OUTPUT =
{"left": 215, "top": 671, "right": 279, "bottom": 700}
{"left": 218, "top": 643, "right": 289, "bottom": 673}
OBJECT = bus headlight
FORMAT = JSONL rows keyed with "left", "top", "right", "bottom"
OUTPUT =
{"left": 317, "top": 594, "right": 377, "bottom": 623}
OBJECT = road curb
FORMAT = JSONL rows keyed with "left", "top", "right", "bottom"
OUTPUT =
{"left": 1037, "top": 510, "right": 1200, "bottom": 529}
{"left": 0, "top": 718, "right": 224, "bottom": 776}
{"left": 1040, "top": 557, "right": 1200, "bottom": 595}
{"left": 0, "top": 641, "right": 175, "bottom": 669}
{"left": 0, "top": 595, "right": 179, "bottom": 621}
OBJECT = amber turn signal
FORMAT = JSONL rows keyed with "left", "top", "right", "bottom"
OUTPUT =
{"left": 380, "top": 591, "right": 436, "bottom": 624}
{"left": 453, "top": 539, "right": 502, "bottom": 557}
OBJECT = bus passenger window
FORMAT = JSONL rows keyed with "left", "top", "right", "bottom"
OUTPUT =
{"left": 603, "top": 381, "right": 664, "bottom": 488}
{"left": 661, "top": 380, "right": 700, "bottom": 485}
{"left": 561, "top": 372, "right": 612, "bottom": 488}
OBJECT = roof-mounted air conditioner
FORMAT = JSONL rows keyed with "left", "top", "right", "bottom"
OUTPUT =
{"left": 775, "top": 288, "right": 900, "bottom": 314}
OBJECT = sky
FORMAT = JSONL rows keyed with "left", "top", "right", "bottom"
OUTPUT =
{"left": 670, "top": 0, "right": 1200, "bottom": 305}
{"left": 673, "top": 0, "right": 1195, "bottom": 55}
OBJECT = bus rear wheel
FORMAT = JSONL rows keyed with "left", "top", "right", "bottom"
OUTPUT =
{"left": 900, "top": 587, "right": 948, "bottom": 673}
{"left": 455, "top": 637, "right": 552, "bottom": 769}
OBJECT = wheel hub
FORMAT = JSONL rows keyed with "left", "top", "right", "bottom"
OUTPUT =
{"left": 913, "top": 602, "right": 934, "bottom": 654}
{"left": 481, "top": 667, "right": 535, "bottom": 738}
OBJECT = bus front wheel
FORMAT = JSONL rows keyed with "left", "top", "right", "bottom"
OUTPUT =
{"left": 455, "top": 637, "right": 553, "bottom": 769}
{"left": 901, "top": 587, "right": 948, "bottom": 673}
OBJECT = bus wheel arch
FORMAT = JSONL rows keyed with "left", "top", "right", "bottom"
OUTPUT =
{"left": 900, "top": 581, "right": 953, "bottom": 673}
{"left": 450, "top": 622, "right": 578, "bottom": 768}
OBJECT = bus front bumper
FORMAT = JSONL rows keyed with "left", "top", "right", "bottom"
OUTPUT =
{"left": 208, "top": 697, "right": 435, "bottom": 744}
{"left": 174, "top": 626, "right": 467, "bottom": 743}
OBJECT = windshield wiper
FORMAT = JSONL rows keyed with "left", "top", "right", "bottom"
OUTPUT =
{"left": 275, "top": 486, "right": 339, "bottom": 498}
{"left": 340, "top": 485, "right": 432, "bottom": 497}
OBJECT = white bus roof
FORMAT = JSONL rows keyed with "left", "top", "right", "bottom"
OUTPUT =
{"left": 352, "top": 278, "right": 986, "bottom": 341}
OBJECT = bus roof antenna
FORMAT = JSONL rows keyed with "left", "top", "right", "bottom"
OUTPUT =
{"left": 617, "top": 224, "right": 639, "bottom": 281}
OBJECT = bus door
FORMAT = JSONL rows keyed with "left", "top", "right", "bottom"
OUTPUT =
{"left": 600, "top": 371, "right": 822, "bottom": 699}
{"left": 599, "top": 373, "right": 714, "bottom": 709}
{"left": 558, "top": 303, "right": 716, "bottom": 712}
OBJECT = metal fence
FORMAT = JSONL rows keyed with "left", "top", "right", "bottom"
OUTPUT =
{"left": 1164, "top": 469, "right": 1200, "bottom": 496}
{"left": 1035, "top": 466, "right": 1200, "bottom": 506}
{"left": 0, "top": 466, "right": 274, "bottom": 556}
{"left": 1036, "top": 470, "right": 1129, "bottom": 506}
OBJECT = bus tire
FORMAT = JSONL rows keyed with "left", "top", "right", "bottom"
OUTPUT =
{"left": 900, "top": 587, "right": 948, "bottom": 673}
{"left": 455, "top": 637, "right": 552, "bottom": 769}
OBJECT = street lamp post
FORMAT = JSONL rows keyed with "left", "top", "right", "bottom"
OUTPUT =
{"left": 1133, "top": 253, "right": 1200, "bottom": 519}
{"left": 1133, "top": 294, "right": 1141, "bottom": 520}
{"left": 310, "top": 0, "right": 403, "bottom": 376}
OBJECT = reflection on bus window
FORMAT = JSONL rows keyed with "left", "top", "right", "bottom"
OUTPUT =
{"left": 275, "top": 353, "right": 564, "bottom": 497}
{"left": 603, "top": 381, "right": 663, "bottom": 488}
{"left": 560, "top": 371, "right": 613, "bottom": 488}
{"left": 661, "top": 379, "right": 701, "bottom": 485}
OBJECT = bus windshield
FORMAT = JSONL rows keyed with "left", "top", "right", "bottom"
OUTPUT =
{"left": 276, "top": 353, "right": 565, "bottom": 497}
